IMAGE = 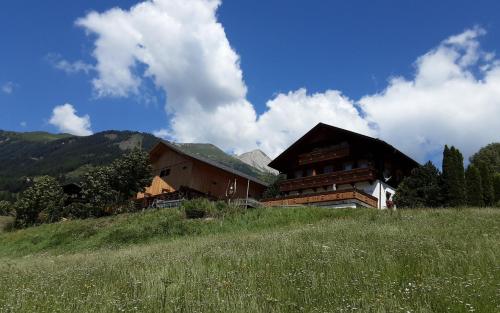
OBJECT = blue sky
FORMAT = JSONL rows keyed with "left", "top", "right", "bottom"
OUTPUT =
{"left": 1, "top": 0, "right": 499, "bottom": 163}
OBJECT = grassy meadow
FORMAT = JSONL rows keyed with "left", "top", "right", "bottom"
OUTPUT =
{"left": 0, "top": 207, "right": 498, "bottom": 312}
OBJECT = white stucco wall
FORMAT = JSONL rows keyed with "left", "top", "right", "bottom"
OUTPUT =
{"left": 355, "top": 180, "right": 396, "bottom": 209}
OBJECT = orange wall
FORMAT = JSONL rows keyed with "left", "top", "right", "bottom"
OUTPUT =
{"left": 145, "top": 144, "right": 267, "bottom": 199}
{"left": 152, "top": 147, "right": 193, "bottom": 190}
{"left": 190, "top": 160, "right": 266, "bottom": 199}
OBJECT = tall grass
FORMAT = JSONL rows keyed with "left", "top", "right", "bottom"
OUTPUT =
{"left": 0, "top": 207, "right": 498, "bottom": 312}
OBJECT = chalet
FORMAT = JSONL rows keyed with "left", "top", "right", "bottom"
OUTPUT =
{"left": 137, "top": 141, "right": 268, "bottom": 205}
{"left": 262, "top": 123, "right": 419, "bottom": 208}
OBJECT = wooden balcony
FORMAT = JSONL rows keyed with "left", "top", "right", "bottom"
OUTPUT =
{"left": 280, "top": 167, "right": 376, "bottom": 192}
{"left": 262, "top": 189, "right": 378, "bottom": 208}
{"left": 298, "top": 146, "right": 349, "bottom": 165}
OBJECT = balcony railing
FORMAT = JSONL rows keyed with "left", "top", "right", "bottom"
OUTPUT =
{"left": 298, "top": 146, "right": 349, "bottom": 165}
{"left": 279, "top": 167, "right": 376, "bottom": 192}
{"left": 262, "top": 189, "right": 378, "bottom": 208}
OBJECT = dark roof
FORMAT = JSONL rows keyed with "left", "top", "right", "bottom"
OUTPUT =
{"left": 150, "top": 140, "right": 269, "bottom": 187}
{"left": 268, "top": 123, "right": 420, "bottom": 170}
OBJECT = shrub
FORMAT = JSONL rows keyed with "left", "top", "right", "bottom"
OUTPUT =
{"left": 262, "top": 174, "right": 286, "bottom": 199}
{"left": 63, "top": 202, "right": 94, "bottom": 219}
{"left": 0, "top": 200, "right": 13, "bottom": 216}
{"left": 182, "top": 198, "right": 211, "bottom": 219}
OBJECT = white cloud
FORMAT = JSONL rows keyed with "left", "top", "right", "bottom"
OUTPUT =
{"left": 77, "top": 0, "right": 500, "bottom": 163}
{"left": 47, "top": 53, "right": 94, "bottom": 74}
{"left": 359, "top": 27, "right": 500, "bottom": 162}
{"left": 1, "top": 82, "right": 15, "bottom": 94}
{"left": 49, "top": 103, "right": 93, "bottom": 136}
{"left": 20, "top": 121, "right": 27, "bottom": 127}
{"left": 152, "top": 128, "right": 171, "bottom": 139}
{"left": 77, "top": 0, "right": 370, "bottom": 156}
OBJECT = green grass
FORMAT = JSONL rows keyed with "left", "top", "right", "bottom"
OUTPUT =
{"left": 0, "top": 207, "right": 498, "bottom": 312}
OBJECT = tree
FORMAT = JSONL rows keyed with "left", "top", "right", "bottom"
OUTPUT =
{"left": 442, "top": 146, "right": 466, "bottom": 207}
{"left": 494, "top": 173, "right": 500, "bottom": 205}
{"left": 79, "top": 149, "right": 152, "bottom": 215}
{"left": 470, "top": 143, "right": 500, "bottom": 173}
{"left": 262, "top": 174, "right": 286, "bottom": 199}
{"left": 14, "top": 176, "right": 66, "bottom": 227}
{"left": 394, "top": 161, "right": 443, "bottom": 208}
{"left": 108, "top": 148, "right": 153, "bottom": 202}
{"left": 465, "top": 165, "right": 483, "bottom": 207}
{"left": 80, "top": 166, "right": 117, "bottom": 216}
{"left": 477, "top": 162, "right": 495, "bottom": 206}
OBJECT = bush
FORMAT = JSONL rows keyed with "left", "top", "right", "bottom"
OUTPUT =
{"left": 0, "top": 200, "right": 13, "bottom": 216}
{"left": 181, "top": 198, "right": 245, "bottom": 219}
{"left": 183, "top": 198, "right": 210, "bottom": 219}
{"left": 63, "top": 202, "right": 94, "bottom": 219}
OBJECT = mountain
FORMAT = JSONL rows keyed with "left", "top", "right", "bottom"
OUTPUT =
{"left": 0, "top": 130, "right": 275, "bottom": 200}
{"left": 174, "top": 143, "right": 277, "bottom": 183}
{"left": 236, "top": 149, "right": 278, "bottom": 175}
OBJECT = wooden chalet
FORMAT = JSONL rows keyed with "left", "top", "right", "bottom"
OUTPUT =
{"left": 137, "top": 141, "right": 268, "bottom": 206}
{"left": 262, "top": 123, "right": 419, "bottom": 208}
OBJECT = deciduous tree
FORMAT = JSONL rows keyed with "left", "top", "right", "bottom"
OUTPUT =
{"left": 465, "top": 165, "right": 483, "bottom": 207}
{"left": 14, "top": 176, "right": 66, "bottom": 227}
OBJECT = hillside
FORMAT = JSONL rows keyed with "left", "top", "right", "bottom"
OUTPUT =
{"left": 0, "top": 130, "right": 275, "bottom": 199}
{"left": 0, "top": 207, "right": 498, "bottom": 312}
{"left": 0, "top": 130, "right": 159, "bottom": 198}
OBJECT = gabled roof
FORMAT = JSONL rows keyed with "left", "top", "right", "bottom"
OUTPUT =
{"left": 268, "top": 123, "right": 420, "bottom": 171}
{"left": 150, "top": 140, "right": 269, "bottom": 187}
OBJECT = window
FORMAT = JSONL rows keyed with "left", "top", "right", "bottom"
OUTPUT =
{"left": 294, "top": 170, "right": 303, "bottom": 178}
{"left": 306, "top": 168, "right": 314, "bottom": 177}
{"left": 159, "top": 168, "right": 171, "bottom": 177}
{"left": 343, "top": 162, "right": 353, "bottom": 171}
{"left": 324, "top": 165, "right": 334, "bottom": 174}
{"left": 358, "top": 160, "right": 369, "bottom": 168}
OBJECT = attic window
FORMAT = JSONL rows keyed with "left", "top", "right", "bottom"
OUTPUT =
{"left": 160, "top": 168, "right": 171, "bottom": 177}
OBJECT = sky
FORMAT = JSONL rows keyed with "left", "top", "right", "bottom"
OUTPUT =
{"left": 1, "top": 0, "right": 500, "bottom": 166}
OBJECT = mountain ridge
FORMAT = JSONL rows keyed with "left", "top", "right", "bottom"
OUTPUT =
{"left": 236, "top": 149, "right": 278, "bottom": 174}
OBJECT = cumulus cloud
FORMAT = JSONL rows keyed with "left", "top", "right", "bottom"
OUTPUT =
{"left": 1, "top": 82, "right": 15, "bottom": 94}
{"left": 77, "top": 0, "right": 500, "bottom": 163}
{"left": 47, "top": 53, "right": 94, "bottom": 74}
{"left": 77, "top": 0, "right": 371, "bottom": 155}
{"left": 360, "top": 27, "right": 500, "bottom": 162}
{"left": 49, "top": 104, "right": 93, "bottom": 136}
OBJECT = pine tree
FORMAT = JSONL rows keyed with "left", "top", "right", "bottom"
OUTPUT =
{"left": 465, "top": 165, "right": 483, "bottom": 207}
{"left": 442, "top": 145, "right": 452, "bottom": 204}
{"left": 442, "top": 145, "right": 466, "bottom": 206}
{"left": 477, "top": 162, "right": 495, "bottom": 206}
{"left": 394, "top": 161, "right": 442, "bottom": 208}
{"left": 453, "top": 147, "right": 466, "bottom": 205}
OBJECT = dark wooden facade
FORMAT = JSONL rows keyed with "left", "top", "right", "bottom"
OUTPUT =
{"left": 263, "top": 123, "right": 419, "bottom": 208}
{"left": 137, "top": 141, "right": 268, "bottom": 202}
